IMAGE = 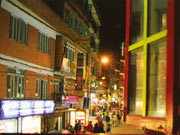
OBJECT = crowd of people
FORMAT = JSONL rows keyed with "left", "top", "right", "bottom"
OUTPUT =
{"left": 60, "top": 112, "right": 122, "bottom": 134}
{"left": 61, "top": 120, "right": 107, "bottom": 134}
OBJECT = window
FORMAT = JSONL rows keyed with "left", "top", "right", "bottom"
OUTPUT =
{"left": 65, "top": 9, "right": 70, "bottom": 25}
{"left": 74, "top": 18, "right": 78, "bottom": 32}
{"left": 130, "top": 0, "right": 144, "bottom": 44}
{"left": 36, "top": 79, "right": 48, "bottom": 99}
{"left": 64, "top": 42, "right": 75, "bottom": 62}
{"left": 148, "top": 0, "right": 167, "bottom": 36}
{"left": 64, "top": 9, "right": 87, "bottom": 36}
{"left": 7, "top": 68, "right": 25, "bottom": 99}
{"left": 54, "top": 79, "right": 64, "bottom": 103}
{"left": 147, "top": 39, "right": 166, "bottom": 117}
{"left": 9, "top": 16, "right": 28, "bottom": 45}
{"left": 128, "top": 47, "right": 144, "bottom": 115}
{"left": 128, "top": 0, "right": 167, "bottom": 117}
{"left": 70, "top": 14, "right": 74, "bottom": 28}
{"left": 38, "top": 32, "right": 50, "bottom": 54}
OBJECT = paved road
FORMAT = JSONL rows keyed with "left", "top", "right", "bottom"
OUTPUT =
{"left": 110, "top": 122, "right": 144, "bottom": 134}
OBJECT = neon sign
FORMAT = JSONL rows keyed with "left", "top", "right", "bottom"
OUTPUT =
{"left": 64, "top": 96, "right": 78, "bottom": 104}
{"left": 0, "top": 100, "right": 55, "bottom": 119}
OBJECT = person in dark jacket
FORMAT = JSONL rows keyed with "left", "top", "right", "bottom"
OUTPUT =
{"left": 106, "top": 124, "right": 111, "bottom": 133}
{"left": 93, "top": 123, "right": 100, "bottom": 133}
{"left": 74, "top": 120, "right": 81, "bottom": 134}
{"left": 98, "top": 121, "right": 105, "bottom": 133}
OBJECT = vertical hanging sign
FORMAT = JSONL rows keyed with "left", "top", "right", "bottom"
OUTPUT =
{"left": 83, "top": 98, "right": 89, "bottom": 109}
{"left": 77, "top": 53, "right": 84, "bottom": 67}
{"left": 76, "top": 68, "right": 83, "bottom": 90}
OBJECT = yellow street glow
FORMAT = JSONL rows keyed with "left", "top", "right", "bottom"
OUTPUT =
{"left": 101, "top": 57, "right": 108, "bottom": 63}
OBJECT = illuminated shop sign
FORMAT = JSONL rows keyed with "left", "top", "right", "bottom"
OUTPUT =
{"left": 0, "top": 100, "right": 55, "bottom": 119}
{"left": 64, "top": 96, "right": 78, "bottom": 104}
{"left": 76, "top": 68, "right": 83, "bottom": 90}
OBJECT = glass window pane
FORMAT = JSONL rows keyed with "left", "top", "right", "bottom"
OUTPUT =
{"left": 147, "top": 39, "right": 166, "bottom": 117}
{"left": 128, "top": 47, "right": 144, "bottom": 115}
{"left": 7, "top": 75, "right": 11, "bottom": 98}
{"left": 148, "top": 0, "right": 167, "bottom": 36}
{"left": 130, "top": 0, "right": 144, "bottom": 44}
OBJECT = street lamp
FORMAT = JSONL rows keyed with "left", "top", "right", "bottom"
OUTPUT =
{"left": 101, "top": 57, "right": 109, "bottom": 64}
{"left": 100, "top": 56, "right": 112, "bottom": 113}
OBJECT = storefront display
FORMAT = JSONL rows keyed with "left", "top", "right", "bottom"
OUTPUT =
{"left": 0, "top": 119, "right": 17, "bottom": 133}
{"left": 76, "top": 111, "right": 85, "bottom": 126}
{"left": 21, "top": 116, "right": 41, "bottom": 133}
{"left": 70, "top": 111, "right": 86, "bottom": 127}
{"left": 70, "top": 111, "right": 76, "bottom": 127}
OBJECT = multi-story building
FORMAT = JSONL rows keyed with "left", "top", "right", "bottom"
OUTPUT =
{"left": 124, "top": 0, "right": 179, "bottom": 134}
{"left": 0, "top": 0, "right": 100, "bottom": 133}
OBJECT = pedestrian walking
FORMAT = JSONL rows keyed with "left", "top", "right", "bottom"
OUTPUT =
{"left": 74, "top": 120, "right": 82, "bottom": 134}
{"left": 93, "top": 123, "right": 100, "bottom": 133}
{"left": 98, "top": 121, "right": 105, "bottom": 133}
{"left": 106, "top": 124, "right": 111, "bottom": 133}
{"left": 117, "top": 113, "right": 121, "bottom": 125}
{"left": 86, "top": 121, "right": 93, "bottom": 133}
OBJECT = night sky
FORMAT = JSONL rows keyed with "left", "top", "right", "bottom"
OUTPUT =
{"left": 95, "top": 0, "right": 126, "bottom": 58}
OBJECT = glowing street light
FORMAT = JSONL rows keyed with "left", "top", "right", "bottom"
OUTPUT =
{"left": 101, "top": 57, "right": 109, "bottom": 64}
{"left": 99, "top": 81, "right": 103, "bottom": 86}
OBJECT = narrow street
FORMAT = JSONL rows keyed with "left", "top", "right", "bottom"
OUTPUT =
{"left": 83, "top": 123, "right": 144, "bottom": 135}
{"left": 110, "top": 122, "right": 144, "bottom": 134}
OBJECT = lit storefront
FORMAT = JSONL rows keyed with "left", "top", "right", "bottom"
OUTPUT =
{"left": 0, "top": 100, "right": 55, "bottom": 133}
{"left": 70, "top": 111, "right": 86, "bottom": 127}
{"left": 90, "top": 93, "right": 108, "bottom": 115}
{"left": 20, "top": 116, "right": 41, "bottom": 133}
{"left": 125, "top": 0, "right": 179, "bottom": 134}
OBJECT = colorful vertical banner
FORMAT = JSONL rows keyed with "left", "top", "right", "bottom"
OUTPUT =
{"left": 76, "top": 68, "right": 83, "bottom": 90}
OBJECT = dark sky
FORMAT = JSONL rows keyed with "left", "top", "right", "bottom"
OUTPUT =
{"left": 95, "top": 0, "right": 126, "bottom": 57}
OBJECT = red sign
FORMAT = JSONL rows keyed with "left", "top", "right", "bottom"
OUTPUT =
{"left": 76, "top": 35, "right": 90, "bottom": 45}
{"left": 76, "top": 68, "right": 83, "bottom": 90}
{"left": 64, "top": 96, "right": 79, "bottom": 104}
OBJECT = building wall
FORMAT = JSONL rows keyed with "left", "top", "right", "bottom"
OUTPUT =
{"left": 0, "top": 5, "right": 55, "bottom": 100}
{"left": 19, "top": 0, "right": 78, "bottom": 41}
{"left": 55, "top": 36, "right": 63, "bottom": 70}
{"left": 25, "top": 71, "right": 37, "bottom": 99}
{"left": 0, "top": 64, "right": 7, "bottom": 99}
{"left": 0, "top": 8, "right": 55, "bottom": 69}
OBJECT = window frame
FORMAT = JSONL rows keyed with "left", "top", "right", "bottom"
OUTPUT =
{"left": 9, "top": 16, "right": 28, "bottom": 45}
{"left": 128, "top": 0, "right": 167, "bottom": 116}
{"left": 7, "top": 73, "right": 25, "bottom": 99}
{"left": 38, "top": 32, "right": 50, "bottom": 55}
{"left": 63, "top": 42, "right": 75, "bottom": 63}
{"left": 36, "top": 79, "right": 48, "bottom": 99}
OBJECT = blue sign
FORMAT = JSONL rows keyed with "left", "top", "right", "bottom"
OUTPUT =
{"left": 0, "top": 100, "right": 55, "bottom": 119}
{"left": 83, "top": 98, "right": 89, "bottom": 109}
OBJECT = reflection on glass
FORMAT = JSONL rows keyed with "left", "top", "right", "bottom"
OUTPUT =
{"left": 130, "top": 0, "right": 144, "bottom": 44}
{"left": 128, "top": 47, "right": 144, "bottom": 115}
{"left": 148, "top": 0, "right": 167, "bottom": 36}
{"left": 147, "top": 39, "right": 166, "bottom": 117}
